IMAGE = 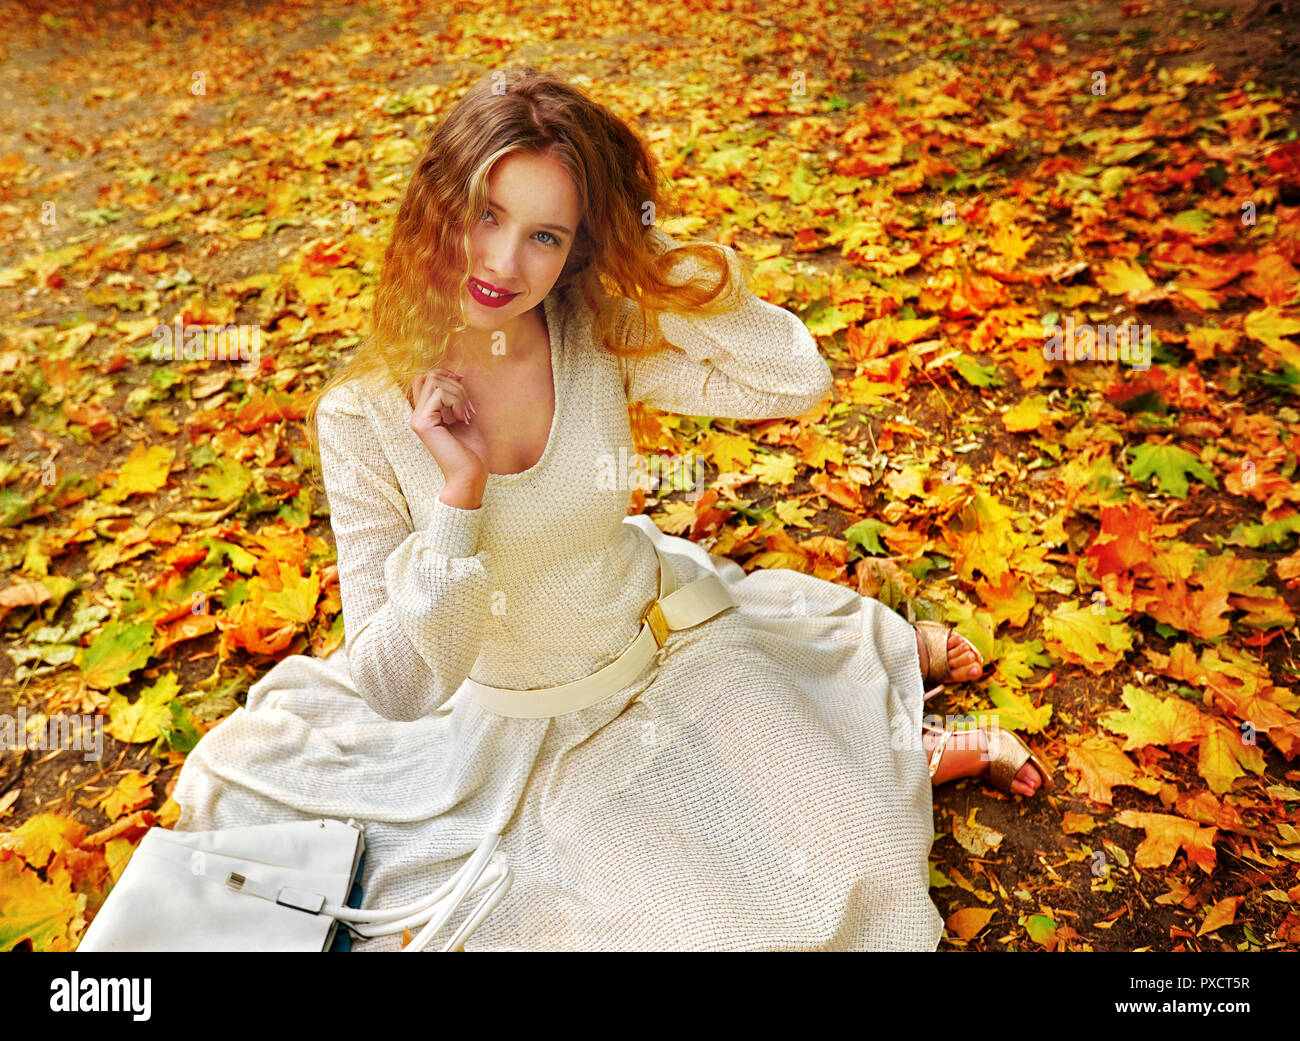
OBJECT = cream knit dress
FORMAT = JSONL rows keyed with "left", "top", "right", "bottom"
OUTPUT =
{"left": 171, "top": 233, "right": 945, "bottom": 951}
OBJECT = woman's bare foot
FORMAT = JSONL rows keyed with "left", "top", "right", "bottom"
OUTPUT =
{"left": 914, "top": 626, "right": 982, "bottom": 684}
{"left": 921, "top": 726, "right": 1046, "bottom": 798}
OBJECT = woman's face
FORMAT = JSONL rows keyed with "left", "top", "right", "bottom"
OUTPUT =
{"left": 463, "top": 150, "right": 581, "bottom": 335}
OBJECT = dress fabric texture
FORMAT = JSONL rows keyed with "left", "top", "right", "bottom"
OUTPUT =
{"left": 171, "top": 232, "right": 945, "bottom": 950}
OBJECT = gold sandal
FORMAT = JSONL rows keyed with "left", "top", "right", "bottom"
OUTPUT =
{"left": 914, "top": 620, "right": 984, "bottom": 700}
{"left": 922, "top": 721, "right": 1052, "bottom": 795}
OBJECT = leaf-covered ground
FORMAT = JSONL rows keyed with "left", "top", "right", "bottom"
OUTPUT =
{"left": 1, "top": 0, "right": 1298, "bottom": 952}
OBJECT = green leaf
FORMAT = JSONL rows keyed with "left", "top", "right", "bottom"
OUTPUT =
{"left": 1170, "top": 209, "right": 1215, "bottom": 234}
{"left": 843, "top": 517, "right": 891, "bottom": 556}
{"left": 1126, "top": 443, "right": 1217, "bottom": 498}
{"left": 953, "top": 354, "right": 1004, "bottom": 388}
{"left": 1223, "top": 514, "right": 1300, "bottom": 550}
{"left": 1025, "top": 914, "right": 1057, "bottom": 946}
{"left": 76, "top": 207, "right": 125, "bottom": 226}
{"left": 75, "top": 620, "right": 155, "bottom": 690}
{"left": 156, "top": 700, "right": 202, "bottom": 755}
{"left": 191, "top": 457, "right": 253, "bottom": 504}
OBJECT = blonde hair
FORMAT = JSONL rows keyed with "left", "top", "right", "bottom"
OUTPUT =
{"left": 303, "top": 65, "right": 742, "bottom": 470}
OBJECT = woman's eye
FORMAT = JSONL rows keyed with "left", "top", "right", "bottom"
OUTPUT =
{"left": 479, "top": 209, "right": 559, "bottom": 247}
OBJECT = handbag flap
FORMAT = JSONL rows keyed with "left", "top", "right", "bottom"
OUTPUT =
{"left": 77, "top": 818, "right": 364, "bottom": 953}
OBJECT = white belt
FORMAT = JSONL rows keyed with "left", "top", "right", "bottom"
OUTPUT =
{"left": 462, "top": 534, "right": 737, "bottom": 719}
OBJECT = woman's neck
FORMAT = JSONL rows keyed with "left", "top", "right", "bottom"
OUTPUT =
{"left": 446, "top": 303, "right": 545, "bottom": 370}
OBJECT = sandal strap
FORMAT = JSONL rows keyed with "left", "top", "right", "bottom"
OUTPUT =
{"left": 914, "top": 620, "right": 952, "bottom": 685}
{"left": 986, "top": 728, "right": 1028, "bottom": 791}
{"left": 926, "top": 725, "right": 952, "bottom": 779}
{"left": 985, "top": 727, "right": 1051, "bottom": 792}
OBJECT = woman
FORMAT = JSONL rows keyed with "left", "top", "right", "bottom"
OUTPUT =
{"left": 172, "top": 67, "right": 1048, "bottom": 951}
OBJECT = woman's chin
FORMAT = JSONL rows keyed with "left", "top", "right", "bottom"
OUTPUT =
{"left": 464, "top": 291, "right": 525, "bottom": 325}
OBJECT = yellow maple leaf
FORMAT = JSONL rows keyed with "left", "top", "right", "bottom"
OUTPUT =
{"left": 105, "top": 672, "right": 180, "bottom": 743}
{"left": 94, "top": 770, "right": 155, "bottom": 822}
{"left": 1002, "top": 394, "right": 1059, "bottom": 432}
{"left": 1243, "top": 306, "right": 1300, "bottom": 367}
{"left": 699, "top": 432, "right": 755, "bottom": 473}
{"left": 155, "top": 796, "right": 182, "bottom": 829}
{"left": 772, "top": 501, "right": 816, "bottom": 528}
{"left": 0, "top": 857, "right": 82, "bottom": 952}
{"left": 884, "top": 465, "right": 927, "bottom": 500}
{"left": 652, "top": 499, "right": 698, "bottom": 535}
{"left": 749, "top": 452, "right": 798, "bottom": 487}
{"left": 973, "top": 572, "right": 1036, "bottom": 628}
{"left": 1197, "top": 719, "right": 1264, "bottom": 794}
{"left": 1096, "top": 258, "right": 1155, "bottom": 300}
{"left": 261, "top": 562, "right": 321, "bottom": 625}
{"left": 1042, "top": 602, "right": 1134, "bottom": 673}
{"left": 1101, "top": 684, "right": 1209, "bottom": 750}
{"left": 1172, "top": 62, "right": 1217, "bottom": 85}
{"left": 0, "top": 813, "right": 87, "bottom": 870}
{"left": 944, "top": 491, "right": 1020, "bottom": 585}
{"left": 104, "top": 837, "right": 137, "bottom": 884}
{"left": 101, "top": 443, "right": 175, "bottom": 504}
{"left": 987, "top": 223, "right": 1036, "bottom": 263}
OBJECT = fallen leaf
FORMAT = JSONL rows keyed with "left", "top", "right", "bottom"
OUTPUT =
{"left": 952, "top": 808, "right": 1004, "bottom": 856}
{"left": 1115, "top": 811, "right": 1217, "bottom": 874}
{"left": 1196, "top": 895, "right": 1243, "bottom": 937}
{"left": 946, "top": 906, "right": 995, "bottom": 941}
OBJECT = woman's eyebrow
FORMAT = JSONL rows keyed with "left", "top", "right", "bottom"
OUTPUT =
{"left": 486, "top": 197, "right": 573, "bottom": 236}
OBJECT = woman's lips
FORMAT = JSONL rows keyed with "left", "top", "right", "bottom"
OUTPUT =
{"left": 468, "top": 277, "right": 520, "bottom": 308}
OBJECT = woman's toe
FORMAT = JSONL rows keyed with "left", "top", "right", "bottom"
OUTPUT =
{"left": 947, "top": 636, "right": 982, "bottom": 681}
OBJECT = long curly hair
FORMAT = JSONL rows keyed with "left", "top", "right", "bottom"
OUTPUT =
{"left": 303, "top": 65, "right": 743, "bottom": 464}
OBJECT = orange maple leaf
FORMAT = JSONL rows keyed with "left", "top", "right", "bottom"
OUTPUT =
{"left": 1065, "top": 735, "right": 1163, "bottom": 805}
{"left": 1115, "top": 810, "right": 1217, "bottom": 874}
{"left": 1133, "top": 579, "right": 1231, "bottom": 639}
{"left": 1085, "top": 499, "right": 1157, "bottom": 578}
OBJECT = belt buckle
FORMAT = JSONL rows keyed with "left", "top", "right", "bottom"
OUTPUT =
{"left": 642, "top": 599, "right": 668, "bottom": 648}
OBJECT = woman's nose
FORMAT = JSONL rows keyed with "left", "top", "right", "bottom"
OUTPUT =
{"left": 483, "top": 235, "right": 522, "bottom": 280}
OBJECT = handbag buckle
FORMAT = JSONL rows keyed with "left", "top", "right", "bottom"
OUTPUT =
{"left": 642, "top": 599, "right": 668, "bottom": 648}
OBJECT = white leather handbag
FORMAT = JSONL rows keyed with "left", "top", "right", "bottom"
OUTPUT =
{"left": 76, "top": 818, "right": 512, "bottom": 952}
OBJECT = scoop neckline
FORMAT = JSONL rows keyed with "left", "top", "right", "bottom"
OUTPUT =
{"left": 389, "top": 292, "right": 561, "bottom": 484}
{"left": 486, "top": 292, "right": 560, "bottom": 482}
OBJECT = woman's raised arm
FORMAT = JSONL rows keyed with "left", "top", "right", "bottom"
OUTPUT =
{"left": 316, "top": 383, "right": 490, "bottom": 721}
{"left": 614, "top": 228, "right": 834, "bottom": 421}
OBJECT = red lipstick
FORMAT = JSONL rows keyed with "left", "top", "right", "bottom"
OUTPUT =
{"left": 468, "top": 277, "right": 520, "bottom": 308}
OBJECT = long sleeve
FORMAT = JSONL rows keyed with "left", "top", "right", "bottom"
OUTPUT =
{"left": 614, "top": 228, "right": 834, "bottom": 420}
{"left": 316, "top": 383, "right": 490, "bottom": 722}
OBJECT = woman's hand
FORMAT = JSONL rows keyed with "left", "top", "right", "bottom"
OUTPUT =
{"left": 408, "top": 368, "right": 488, "bottom": 505}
